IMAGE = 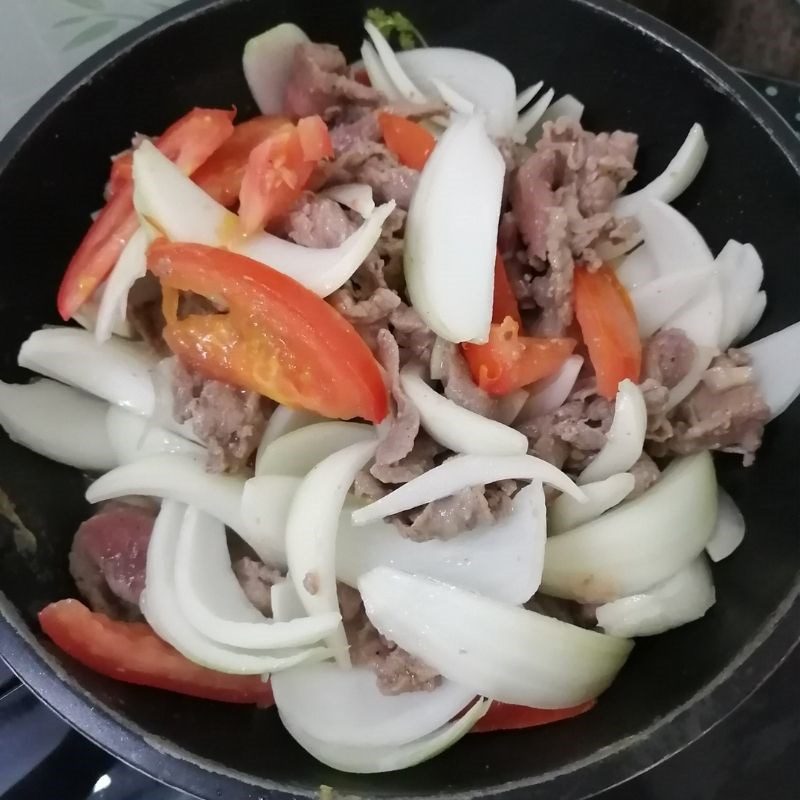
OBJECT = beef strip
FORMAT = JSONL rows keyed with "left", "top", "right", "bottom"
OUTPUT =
{"left": 642, "top": 328, "right": 697, "bottom": 389}
{"left": 232, "top": 557, "right": 283, "bottom": 616}
{"left": 285, "top": 193, "right": 358, "bottom": 248}
{"left": 627, "top": 452, "right": 661, "bottom": 499}
{"left": 369, "top": 431, "right": 442, "bottom": 485}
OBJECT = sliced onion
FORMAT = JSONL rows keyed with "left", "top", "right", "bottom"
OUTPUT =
{"left": 18, "top": 327, "right": 157, "bottom": 415}
{"left": 132, "top": 140, "right": 396, "bottom": 297}
{"left": 578, "top": 381, "right": 646, "bottom": 484}
{"left": 614, "top": 124, "right": 708, "bottom": 217}
{"left": 717, "top": 240, "right": 764, "bottom": 350}
{"left": 525, "top": 94, "right": 585, "bottom": 144}
{"left": 431, "top": 78, "right": 475, "bottom": 114}
{"left": 400, "top": 368, "right": 527, "bottom": 456}
{"left": 0, "top": 379, "right": 116, "bottom": 471}
{"left": 174, "top": 506, "right": 339, "bottom": 649}
{"left": 706, "top": 488, "right": 745, "bottom": 562}
{"left": 549, "top": 473, "right": 635, "bottom": 535}
{"left": 352, "top": 453, "right": 585, "bottom": 526}
{"left": 743, "top": 320, "right": 800, "bottom": 420}
{"left": 596, "top": 557, "right": 715, "bottom": 638}
{"left": 738, "top": 290, "right": 766, "bottom": 343}
{"left": 255, "top": 421, "right": 376, "bottom": 477}
{"left": 242, "top": 23, "right": 310, "bottom": 114}
{"left": 141, "top": 501, "right": 324, "bottom": 674}
{"left": 94, "top": 227, "right": 148, "bottom": 343}
{"left": 105, "top": 405, "right": 204, "bottom": 464}
{"left": 271, "top": 580, "right": 307, "bottom": 622}
{"left": 404, "top": 114, "right": 505, "bottom": 343}
{"left": 286, "top": 440, "right": 379, "bottom": 666}
{"left": 360, "top": 567, "right": 633, "bottom": 707}
{"left": 615, "top": 244, "right": 658, "bottom": 292}
{"left": 320, "top": 182, "right": 375, "bottom": 218}
{"left": 73, "top": 284, "right": 134, "bottom": 339}
{"left": 397, "top": 48, "right": 517, "bottom": 138}
{"left": 513, "top": 87, "right": 555, "bottom": 143}
{"left": 339, "top": 482, "right": 546, "bottom": 604}
{"left": 428, "top": 336, "right": 449, "bottom": 381}
{"left": 240, "top": 475, "right": 301, "bottom": 565}
{"left": 259, "top": 406, "right": 323, "bottom": 450}
{"left": 364, "top": 22, "right": 428, "bottom": 104}
{"left": 360, "top": 40, "right": 404, "bottom": 103}
{"left": 542, "top": 452, "right": 718, "bottom": 602}
{"left": 278, "top": 695, "right": 489, "bottom": 774}
{"left": 515, "top": 81, "right": 544, "bottom": 112}
{"left": 663, "top": 345, "right": 718, "bottom": 413}
{"left": 273, "top": 662, "right": 475, "bottom": 748}
{"left": 521, "top": 355, "right": 584, "bottom": 419}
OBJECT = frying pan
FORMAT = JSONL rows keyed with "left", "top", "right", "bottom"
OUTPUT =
{"left": 0, "top": 0, "right": 798, "bottom": 797}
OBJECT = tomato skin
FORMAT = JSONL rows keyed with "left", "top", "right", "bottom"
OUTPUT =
{"left": 492, "top": 251, "right": 522, "bottom": 326}
{"left": 462, "top": 317, "right": 576, "bottom": 395}
{"left": 152, "top": 107, "right": 236, "bottom": 174}
{"left": 471, "top": 700, "right": 596, "bottom": 733}
{"left": 573, "top": 265, "right": 641, "bottom": 400}
{"left": 147, "top": 240, "right": 388, "bottom": 423}
{"left": 378, "top": 112, "right": 435, "bottom": 170}
{"left": 39, "top": 599, "right": 273, "bottom": 705}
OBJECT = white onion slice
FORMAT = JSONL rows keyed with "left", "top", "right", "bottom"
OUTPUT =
{"left": 549, "top": 473, "right": 635, "bottom": 535}
{"left": 363, "top": 22, "right": 428, "bottom": 104}
{"left": 706, "top": 488, "right": 745, "bottom": 562}
{"left": 360, "top": 41, "right": 404, "bottom": 103}
{"left": 0, "top": 379, "right": 116, "bottom": 471}
{"left": 743, "top": 320, "right": 800, "bottom": 419}
{"left": 132, "top": 140, "right": 395, "bottom": 297}
{"left": 397, "top": 48, "right": 517, "bottom": 138}
{"left": 400, "top": 368, "right": 527, "bottom": 456}
{"left": 663, "top": 345, "right": 718, "bottom": 413}
{"left": 18, "top": 327, "right": 157, "bottom": 415}
{"left": 628, "top": 269, "right": 713, "bottom": 338}
{"left": 614, "top": 124, "right": 708, "bottom": 217}
{"left": 404, "top": 114, "right": 504, "bottom": 343}
{"left": 174, "top": 507, "right": 339, "bottom": 649}
{"left": 273, "top": 662, "right": 475, "bottom": 748}
{"left": 278, "top": 695, "right": 489, "bottom": 774}
{"left": 431, "top": 78, "right": 475, "bottom": 114}
{"left": 737, "top": 290, "right": 766, "bottom": 343}
{"left": 339, "top": 482, "right": 546, "bottom": 604}
{"left": 542, "top": 452, "right": 717, "bottom": 602}
{"left": 94, "top": 227, "right": 148, "bottom": 343}
{"left": 286, "top": 440, "right": 379, "bottom": 666}
{"left": 271, "top": 580, "right": 307, "bottom": 622}
{"left": 142, "top": 501, "right": 325, "bottom": 673}
{"left": 521, "top": 355, "right": 584, "bottom": 419}
{"left": 352, "top": 453, "right": 585, "bottom": 526}
{"left": 615, "top": 244, "right": 658, "bottom": 292}
{"left": 259, "top": 406, "right": 323, "bottom": 450}
{"left": 525, "top": 94, "right": 585, "bottom": 144}
{"left": 242, "top": 23, "right": 310, "bottom": 114}
{"left": 255, "top": 421, "right": 376, "bottom": 477}
{"left": 579, "top": 380, "right": 646, "bottom": 485}
{"left": 515, "top": 81, "right": 543, "bottom": 112}
{"left": 320, "top": 182, "right": 375, "bottom": 218}
{"left": 596, "top": 557, "right": 715, "bottom": 638}
{"left": 105, "top": 405, "right": 205, "bottom": 464}
{"left": 717, "top": 240, "right": 764, "bottom": 350}
{"left": 73, "top": 285, "right": 134, "bottom": 339}
{"left": 240, "top": 475, "right": 301, "bottom": 564}
{"left": 512, "top": 87, "right": 555, "bottom": 143}
{"left": 360, "top": 568, "right": 633, "bottom": 708}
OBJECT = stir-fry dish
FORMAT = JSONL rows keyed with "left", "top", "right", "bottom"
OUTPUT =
{"left": 3, "top": 10, "right": 800, "bottom": 774}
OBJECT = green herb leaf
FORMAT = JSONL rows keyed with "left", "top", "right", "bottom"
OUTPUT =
{"left": 66, "top": 0, "right": 105, "bottom": 10}
{"left": 63, "top": 18, "right": 117, "bottom": 51}
{"left": 366, "top": 8, "right": 427, "bottom": 49}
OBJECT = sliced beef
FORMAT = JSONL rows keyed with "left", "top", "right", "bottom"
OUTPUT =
{"left": 389, "top": 303, "right": 436, "bottom": 364}
{"left": 232, "top": 557, "right": 283, "bottom": 616}
{"left": 127, "top": 273, "right": 169, "bottom": 356}
{"left": 393, "top": 486, "right": 493, "bottom": 542}
{"left": 643, "top": 328, "right": 697, "bottom": 389}
{"left": 370, "top": 432, "right": 443, "bottom": 485}
{"left": 172, "top": 359, "right": 272, "bottom": 474}
{"left": 329, "top": 109, "right": 382, "bottom": 155}
{"left": 329, "top": 287, "right": 402, "bottom": 352}
{"left": 285, "top": 193, "right": 358, "bottom": 248}
{"left": 627, "top": 452, "right": 661, "bottom": 499}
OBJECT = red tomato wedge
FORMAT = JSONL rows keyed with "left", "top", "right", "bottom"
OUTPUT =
{"left": 147, "top": 241, "right": 389, "bottom": 423}
{"left": 378, "top": 112, "right": 435, "bottom": 170}
{"left": 39, "top": 599, "right": 273, "bottom": 705}
{"left": 107, "top": 152, "right": 133, "bottom": 198}
{"left": 462, "top": 317, "right": 576, "bottom": 396}
{"left": 492, "top": 251, "right": 522, "bottom": 326}
{"left": 471, "top": 700, "right": 596, "bottom": 733}
{"left": 238, "top": 115, "right": 332, "bottom": 234}
{"left": 573, "top": 264, "right": 642, "bottom": 400}
{"left": 57, "top": 107, "right": 235, "bottom": 321}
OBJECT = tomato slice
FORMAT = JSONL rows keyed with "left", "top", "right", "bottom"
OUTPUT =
{"left": 471, "top": 700, "right": 596, "bottom": 733}
{"left": 238, "top": 116, "right": 332, "bottom": 234}
{"left": 57, "top": 108, "right": 235, "bottom": 321}
{"left": 148, "top": 240, "right": 389, "bottom": 423}
{"left": 39, "top": 599, "right": 273, "bottom": 705}
{"left": 492, "top": 251, "right": 522, "bottom": 326}
{"left": 573, "top": 264, "right": 642, "bottom": 400}
{"left": 107, "top": 152, "right": 133, "bottom": 198}
{"left": 378, "top": 112, "right": 435, "bottom": 170}
{"left": 462, "top": 317, "right": 576, "bottom": 396}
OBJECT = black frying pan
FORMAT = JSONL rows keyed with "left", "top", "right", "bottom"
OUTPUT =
{"left": 0, "top": 0, "right": 799, "bottom": 798}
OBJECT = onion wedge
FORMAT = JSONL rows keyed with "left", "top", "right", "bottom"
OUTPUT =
{"left": 320, "top": 183, "right": 375, "bottom": 218}
{"left": 240, "top": 475, "right": 300, "bottom": 564}
{"left": 549, "top": 473, "right": 635, "bottom": 534}
{"left": 18, "top": 327, "right": 157, "bottom": 415}
{"left": 351, "top": 453, "right": 585, "bottom": 526}
{"left": 596, "top": 557, "right": 715, "bottom": 638}
{"left": 132, "top": 140, "right": 396, "bottom": 297}
{"left": 579, "top": 380, "right": 646, "bottom": 484}
{"left": 174, "top": 506, "right": 339, "bottom": 649}
{"left": 738, "top": 290, "right": 766, "bottom": 343}
{"left": 271, "top": 580, "right": 307, "bottom": 622}
{"left": 286, "top": 440, "right": 379, "bottom": 666}
{"left": 716, "top": 240, "right": 764, "bottom": 350}
{"left": 512, "top": 87, "right": 555, "bottom": 143}
{"left": 258, "top": 406, "right": 323, "bottom": 450}
{"left": 525, "top": 94, "right": 585, "bottom": 144}
{"left": 255, "top": 421, "right": 376, "bottom": 477}
{"left": 363, "top": 22, "right": 428, "bottom": 104}
{"left": 400, "top": 368, "right": 527, "bottom": 456}
{"left": 706, "top": 488, "right": 745, "bottom": 562}
{"left": 361, "top": 41, "right": 404, "bottom": 103}
{"left": 431, "top": 78, "right": 475, "bottom": 114}
{"left": 743, "top": 320, "right": 800, "bottom": 420}
{"left": 278, "top": 695, "right": 489, "bottom": 774}
{"left": 0, "top": 379, "right": 116, "bottom": 471}
{"left": 339, "top": 482, "right": 546, "bottom": 604}
{"left": 243, "top": 23, "right": 310, "bottom": 114}
{"left": 74, "top": 284, "right": 134, "bottom": 339}
{"left": 515, "top": 81, "right": 544, "bottom": 112}
{"left": 404, "top": 114, "right": 504, "bottom": 343}
{"left": 614, "top": 124, "right": 708, "bottom": 217}
{"left": 615, "top": 244, "right": 658, "bottom": 292}
{"left": 272, "top": 662, "right": 476, "bottom": 748}
{"left": 520, "top": 355, "right": 584, "bottom": 419}
{"left": 663, "top": 345, "right": 718, "bottom": 413}
{"left": 542, "top": 452, "right": 718, "bottom": 602}
{"left": 360, "top": 567, "right": 633, "bottom": 707}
